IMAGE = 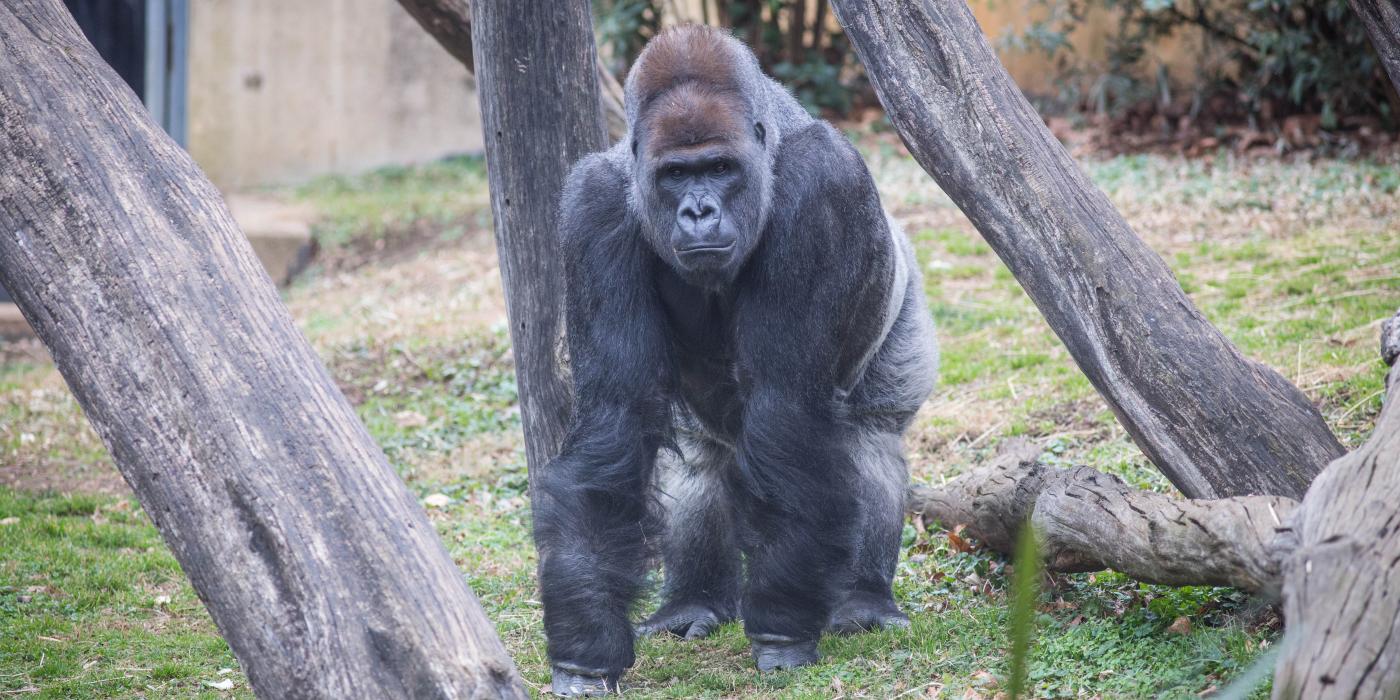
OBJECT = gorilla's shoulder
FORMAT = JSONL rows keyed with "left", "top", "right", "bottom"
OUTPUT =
{"left": 773, "top": 121, "right": 875, "bottom": 204}
{"left": 559, "top": 146, "right": 635, "bottom": 249}
{"left": 561, "top": 147, "right": 631, "bottom": 211}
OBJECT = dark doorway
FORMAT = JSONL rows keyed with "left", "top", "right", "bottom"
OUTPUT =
{"left": 63, "top": 0, "right": 148, "bottom": 98}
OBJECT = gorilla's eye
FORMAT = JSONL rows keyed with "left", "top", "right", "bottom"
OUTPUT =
{"left": 712, "top": 161, "right": 729, "bottom": 175}
{"left": 667, "top": 166, "right": 684, "bottom": 179}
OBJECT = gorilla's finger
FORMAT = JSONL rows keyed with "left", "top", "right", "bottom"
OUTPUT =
{"left": 750, "top": 636, "right": 820, "bottom": 672}
{"left": 550, "top": 667, "right": 616, "bottom": 697}
{"left": 683, "top": 612, "right": 721, "bottom": 640}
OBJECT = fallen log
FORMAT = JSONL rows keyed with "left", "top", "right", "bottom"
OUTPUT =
{"left": 909, "top": 310, "right": 1400, "bottom": 698}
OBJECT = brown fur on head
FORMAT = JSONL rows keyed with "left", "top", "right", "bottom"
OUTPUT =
{"left": 642, "top": 83, "right": 749, "bottom": 154}
{"left": 630, "top": 25, "right": 745, "bottom": 115}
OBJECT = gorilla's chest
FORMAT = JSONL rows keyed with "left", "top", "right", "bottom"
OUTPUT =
{"left": 656, "top": 272, "right": 745, "bottom": 437}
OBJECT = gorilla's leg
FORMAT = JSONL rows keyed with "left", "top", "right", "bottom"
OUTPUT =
{"left": 731, "top": 396, "right": 862, "bottom": 671}
{"left": 637, "top": 435, "right": 741, "bottom": 640}
{"left": 534, "top": 415, "right": 664, "bottom": 695}
{"left": 829, "top": 428, "right": 911, "bottom": 634}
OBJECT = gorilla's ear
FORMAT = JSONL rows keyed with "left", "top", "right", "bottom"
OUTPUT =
{"left": 754, "top": 122, "right": 766, "bottom": 147}
{"left": 631, "top": 138, "right": 639, "bottom": 158}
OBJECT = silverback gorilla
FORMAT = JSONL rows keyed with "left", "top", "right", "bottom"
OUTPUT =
{"left": 535, "top": 25, "right": 938, "bottom": 695}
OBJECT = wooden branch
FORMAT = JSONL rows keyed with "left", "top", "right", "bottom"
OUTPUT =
{"left": 1274, "top": 309, "right": 1400, "bottom": 696}
{"left": 830, "top": 0, "right": 1343, "bottom": 499}
{"left": 1350, "top": 0, "right": 1400, "bottom": 94}
{"left": 398, "top": 0, "right": 475, "bottom": 70}
{"left": 908, "top": 440, "right": 1296, "bottom": 595}
{"left": 397, "top": 0, "right": 628, "bottom": 141}
{"left": 470, "top": 1, "right": 609, "bottom": 484}
{"left": 0, "top": 2, "right": 527, "bottom": 697}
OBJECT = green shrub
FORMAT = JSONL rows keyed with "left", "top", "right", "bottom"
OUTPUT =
{"left": 1007, "top": 0, "right": 1394, "bottom": 128}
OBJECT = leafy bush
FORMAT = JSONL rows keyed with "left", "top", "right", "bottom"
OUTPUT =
{"left": 593, "top": 0, "right": 873, "bottom": 117}
{"left": 1009, "top": 0, "right": 1395, "bottom": 129}
{"left": 593, "top": 0, "right": 662, "bottom": 78}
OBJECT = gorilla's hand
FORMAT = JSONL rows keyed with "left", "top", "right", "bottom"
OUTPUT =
{"left": 748, "top": 633, "right": 819, "bottom": 671}
{"left": 636, "top": 601, "right": 734, "bottom": 640}
{"left": 827, "top": 591, "right": 911, "bottom": 635}
{"left": 550, "top": 663, "right": 620, "bottom": 697}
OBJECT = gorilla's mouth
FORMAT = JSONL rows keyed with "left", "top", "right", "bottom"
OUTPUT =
{"left": 676, "top": 242, "right": 735, "bottom": 255}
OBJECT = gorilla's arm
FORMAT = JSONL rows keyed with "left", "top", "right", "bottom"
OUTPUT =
{"left": 532, "top": 153, "right": 674, "bottom": 692}
{"left": 731, "top": 123, "right": 897, "bottom": 668}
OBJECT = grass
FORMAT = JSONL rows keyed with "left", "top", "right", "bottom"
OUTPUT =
{"left": 2, "top": 143, "right": 1396, "bottom": 697}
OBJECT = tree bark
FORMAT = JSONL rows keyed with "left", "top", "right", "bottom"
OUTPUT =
{"left": 829, "top": 0, "right": 1343, "bottom": 500}
{"left": 908, "top": 311, "right": 1400, "bottom": 699}
{"left": 0, "top": 3, "right": 527, "bottom": 698}
{"left": 1350, "top": 0, "right": 1400, "bottom": 93}
{"left": 397, "top": 0, "right": 628, "bottom": 141}
{"left": 470, "top": 1, "right": 610, "bottom": 486}
{"left": 1272, "top": 315, "right": 1400, "bottom": 697}
{"left": 908, "top": 440, "right": 1296, "bottom": 596}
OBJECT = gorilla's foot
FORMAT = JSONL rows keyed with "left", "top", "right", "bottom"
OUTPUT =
{"left": 636, "top": 601, "right": 734, "bottom": 640}
{"left": 749, "top": 634, "right": 820, "bottom": 671}
{"left": 549, "top": 664, "right": 620, "bottom": 697}
{"left": 827, "top": 592, "right": 911, "bottom": 635}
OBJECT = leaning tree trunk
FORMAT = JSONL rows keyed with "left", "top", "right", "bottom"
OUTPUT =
{"left": 397, "top": 0, "right": 628, "bottom": 141}
{"left": 0, "top": 3, "right": 526, "bottom": 698}
{"left": 470, "top": 0, "right": 610, "bottom": 485}
{"left": 1350, "top": 0, "right": 1400, "bottom": 91}
{"left": 909, "top": 309, "right": 1400, "bottom": 697}
{"left": 829, "top": 0, "right": 1344, "bottom": 500}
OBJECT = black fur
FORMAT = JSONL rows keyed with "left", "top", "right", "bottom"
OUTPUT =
{"left": 534, "top": 26, "right": 938, "bottom": 693}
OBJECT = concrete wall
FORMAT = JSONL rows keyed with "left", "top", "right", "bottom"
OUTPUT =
{"left": 187, "top": 0, "right": 482, "bottom": 190}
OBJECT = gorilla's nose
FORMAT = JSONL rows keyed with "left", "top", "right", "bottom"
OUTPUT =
{"left": 676, "top": 195, "right": 726, "bottom": 251}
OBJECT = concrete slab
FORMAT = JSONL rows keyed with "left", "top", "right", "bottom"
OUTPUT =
{"left": 226, "top": 194, "right": 317, "bottom": 285}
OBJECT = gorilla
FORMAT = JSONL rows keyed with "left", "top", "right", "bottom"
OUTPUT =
{"left": 534, "top": 25, "right": 938, "bottom": 696}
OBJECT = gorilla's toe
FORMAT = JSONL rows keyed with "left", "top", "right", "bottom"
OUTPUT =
{"left": 827, "top": 594, "right": 911, "bottom": 635}
{"left": 749, "top": 634, "right": 820, "bottom": 671}
{"left": 549, "top": 665, "right": 619, "bottom": 697}
{"left": 636, "top": 602, "right": 732, "bottom": 640}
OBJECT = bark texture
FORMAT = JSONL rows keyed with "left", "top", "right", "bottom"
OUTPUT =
{"left": 1350, "top": 0, "right": 1400, "bottom": 92}
{"left": 0, "top": 3, "right": 526, "bottom": 697}
{"left": 470, "top": 0, "right": 610, "bottom": 484}
{"left": 829, "top": 0, "right": 1343, "bottom": 500}
{"left": 908, "top": 311, "right": 1400, "bottom": 698}
{"left": 1273, "top": 319, "right": 1400, "bottom": 697}
{"left": 397, "top": 0, "right": 628, "bottom": 141}
{"left": 908, "top": 441, "right": 1296, "bottom": 596}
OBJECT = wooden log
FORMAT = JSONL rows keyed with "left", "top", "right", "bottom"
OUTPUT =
{"left": 1273, "top": 312, "right": 1400, "bottom": 696}
{"left": 908, "top": 441, "right": 1296, "bottom": 596}
{"left": 1349, "top": 0, "right": 1400, "bottom": 93}
{"left": 908, "top": 310, "right": 1400, "bottom": 698}
{"left": 0, "top": 2, "right": 526, "bottom": 697}
{"left": 829, "top": 0, "right": 1343, "bottom": 499}
{"left": 469, "top": 0, "right": 611, "bottom": 485}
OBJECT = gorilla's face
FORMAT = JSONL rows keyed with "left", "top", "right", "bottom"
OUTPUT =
{"left": 635, "top": 91, "right": 769, "bottom": 288}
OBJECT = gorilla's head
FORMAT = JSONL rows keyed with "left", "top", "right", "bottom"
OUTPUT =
{"left": 627, "top": 28, "right": 773, "bottom": 288}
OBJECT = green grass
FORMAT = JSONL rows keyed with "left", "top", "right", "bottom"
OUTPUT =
{"left": 3, "top": 148, "right": 1396, "bottom": 697}
{"left": 293, "top": 154, "right": 491, "bottom": 251}
{"left": 0, "top": 491, "right": 247, "bottom": 698}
